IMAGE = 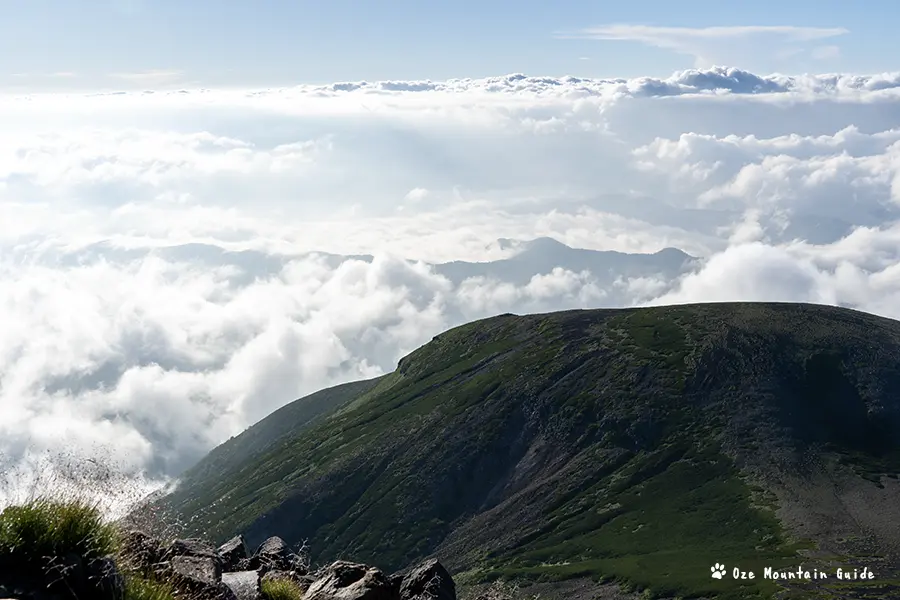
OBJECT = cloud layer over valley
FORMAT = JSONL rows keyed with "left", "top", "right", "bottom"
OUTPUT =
{"left": 3, "top": 66, "right": 900, "bottom": 507}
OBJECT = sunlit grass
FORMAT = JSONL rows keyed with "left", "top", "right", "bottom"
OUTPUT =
{"left": 0, "top": 496, "right": 117, "bottom": 564}
{"left": 0, "top": 450, "right": 196, "bottom": 599}
{"left": 260, "top": 576, "right": 306, "bottom": 600}
{"left": 0, "top": 494, "right": 183, "bottom": 600}
{"left": 122, "top": 574, "right": 178, "bottom": 600}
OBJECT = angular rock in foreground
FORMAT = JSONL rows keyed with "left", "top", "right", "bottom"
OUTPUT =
{"left": 117, "top": 530, "right": 163, "bottom": 576}
{"left": 251, "top": 536, "right": 296, "bottom": 573}
{"left": 165, "top": 538, "right": 219, "bottom": 562}
{"left": 169, "top": 555, "right": 236, "bottom": 600}
{"left": 222, "top": 570, "right": 262, "bottom": 600}
{"left": 171, "top": 555, "right": 221, "bottom": 586}
{"left": 398, "top": 559, "right": 456, "bottom": 600}
{"left": 0, "top": 521, "right": 457, "bottom": 600}
{"left": 305, "top": 560, "right": 399, "bottom": 600}
{"left": 218, "top": 535, "right": 250, "bottom": 572}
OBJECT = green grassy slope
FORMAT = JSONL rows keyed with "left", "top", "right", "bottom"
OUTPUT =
{"left": 171, "top": 376, "right": 385, "bottom": 495}
{"left": 156, "top": 302, "right": 900, "bottom": 599}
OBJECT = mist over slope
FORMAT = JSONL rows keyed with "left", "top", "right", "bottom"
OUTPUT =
{"left": 157, "top": 302, "right": 900, "bottom": 599}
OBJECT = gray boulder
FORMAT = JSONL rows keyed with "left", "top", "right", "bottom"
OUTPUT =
{"left": 165, "top": 538, "right": 218, "bottom": 562}
{"left": 218, "top": 535, "right": 249, "bottom": 572}
{"left": 304, "top": 561, "right": 398, "bottom": 600}
{"left": 116, "top": 530, "right": 163, "bottom": 576}
{"left": 398, "top": 559, "right": 456, "bottom": 600}
{"left": 222, "top": 570, "right": 262, "bottom": 600}
{"left": 251, "top": 536, "right": 293, "bottom": 572}
{"left": 169, "top": 555, "right": 236, "bottom": 600}
{"left": 171, "top": 555, "right": 221, "bottom": 586}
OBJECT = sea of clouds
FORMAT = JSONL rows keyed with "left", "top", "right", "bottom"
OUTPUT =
{"left": 2, "top": 65, "right": 900, "bottom": 510}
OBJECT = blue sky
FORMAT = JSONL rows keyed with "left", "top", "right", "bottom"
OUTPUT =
{"left": 1, "top": 0, "right": 898, "bottom": 89}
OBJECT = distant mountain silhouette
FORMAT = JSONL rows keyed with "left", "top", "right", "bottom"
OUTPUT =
{"left": 435, "top": 236, "right": 694, "bottom": 286}
{"left": 55, "top": 238, "right": 698, "bottom": 300}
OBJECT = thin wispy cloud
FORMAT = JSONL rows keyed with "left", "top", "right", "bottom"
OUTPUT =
{"left": 557, "top": 24, "right": 849, "bottom": 68}
{"left": 109, "top": 69, "right": 186, "bottom": 87}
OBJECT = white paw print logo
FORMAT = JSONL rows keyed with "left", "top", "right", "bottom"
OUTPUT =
{"left": 711, "top": 563, "right": 726, "bottom": 579}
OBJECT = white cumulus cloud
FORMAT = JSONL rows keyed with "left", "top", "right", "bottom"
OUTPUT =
{"left": 3, "top": 67, "right": 900, "bottom": 510}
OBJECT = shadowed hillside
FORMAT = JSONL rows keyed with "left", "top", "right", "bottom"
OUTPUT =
{"left": 178, "top": 377, "right": 386, "bottom": 494}
{"left": 153, "top": 302, "right": 900, "bottom": 599}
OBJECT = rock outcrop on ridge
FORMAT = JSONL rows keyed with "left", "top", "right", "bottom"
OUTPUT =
{"left": 0, "top": 528, "right": 458, "bottom": 600}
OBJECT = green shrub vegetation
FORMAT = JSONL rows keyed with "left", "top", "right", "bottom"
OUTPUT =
{"left": 260, "top": 575, "right": 307, "bottom": 600}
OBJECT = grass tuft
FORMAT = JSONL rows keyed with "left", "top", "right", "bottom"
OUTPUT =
{"left": 0, "top": 496, "right": 117, "bottom": 565}
{"left": 0, "top": 495, "right": 193, "bottom": 600}
{"left": 123, "top": 575, "right": 178, "bottom": 600}
{"left": 261, "top": 576, "right": 307, "bottom": 600}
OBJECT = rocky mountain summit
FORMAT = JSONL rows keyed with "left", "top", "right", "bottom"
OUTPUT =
{"left": 155, "top": 302, "right": 900, "bottom": 599}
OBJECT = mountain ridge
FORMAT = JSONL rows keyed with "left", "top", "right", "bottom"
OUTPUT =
{"left": 152, "top": 302, "right": 900, "bottom": 599}
{"left": 55, "top": 236, "right": 695, "bottom": 284}
{"left": 437, "top": 236, "right": 694, "bottom": 286}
